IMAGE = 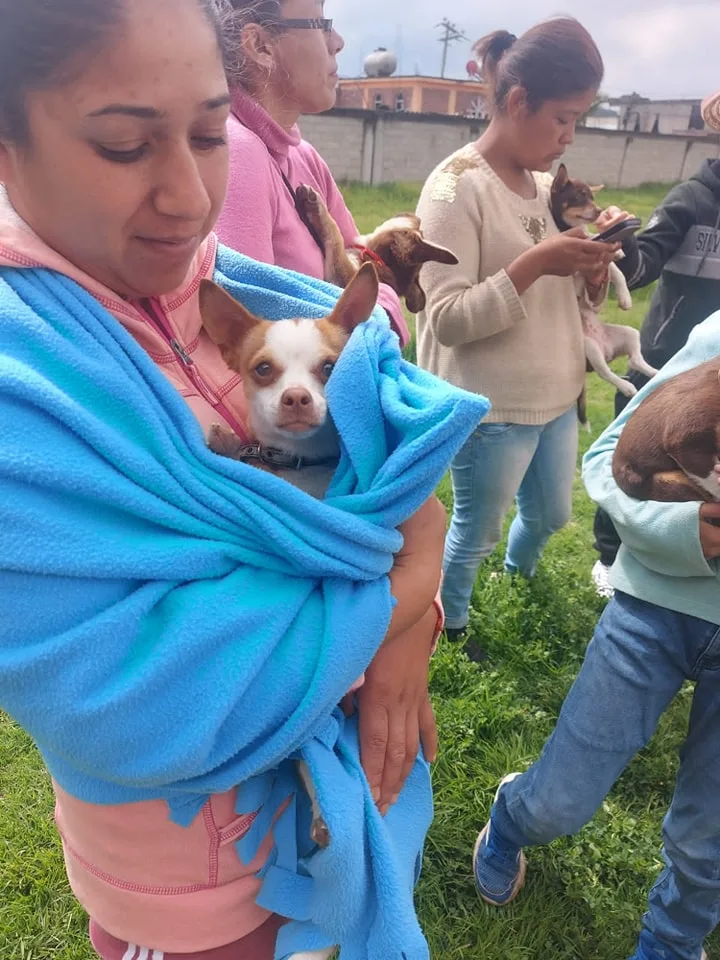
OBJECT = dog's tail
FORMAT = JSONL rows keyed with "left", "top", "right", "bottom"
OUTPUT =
{"left": 576, "top": 385, "right": 591, "bottom": 432}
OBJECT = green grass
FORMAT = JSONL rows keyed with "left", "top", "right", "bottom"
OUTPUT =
{"left": 2, "top": 181, "right": 716, "bottom": 959}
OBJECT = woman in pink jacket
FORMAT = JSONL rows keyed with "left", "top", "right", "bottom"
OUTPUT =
{"left": 0, "top": 0, "right": 446, "bottom": 958}
{"left": 214, "top": 0, "right": 411, "bottom": 347}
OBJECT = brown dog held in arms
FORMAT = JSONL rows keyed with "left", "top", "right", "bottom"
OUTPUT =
{"left": 294, "top": 184, "right": 458, "bottom": 311}
{"left": 613, "top": 358, "right": 720, "bottom": 507}
{"left": 550, "top": 164, "right": 658, "bottom": 420}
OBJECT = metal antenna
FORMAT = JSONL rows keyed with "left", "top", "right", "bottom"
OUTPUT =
{"left": 436, "top": 18, "right": 467, "bottom": 78}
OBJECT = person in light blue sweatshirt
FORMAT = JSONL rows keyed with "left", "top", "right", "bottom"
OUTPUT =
{"left": 471, "top": 311, "right": 720, "bottom": 960}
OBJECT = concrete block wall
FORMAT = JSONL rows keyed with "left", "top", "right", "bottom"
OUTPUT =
{"left": 620, "top": 136, "right": 690, "bottom": 188}
{"left": 299, "top": 108, "right": 720, "bottom": 188}
{"left": 682, "top": 139, "right": 720, "bottom": 179}
{"left": 560, "top": 132, "right": 636, "bottom": 188}
{"left": 379, "top": 115, "right": 482, "bottom": 183}
{"left": 296, "top": 113, "right": 366, "bottom": 182}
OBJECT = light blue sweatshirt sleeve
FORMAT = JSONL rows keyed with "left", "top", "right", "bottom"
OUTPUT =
{"left": 582, "top": 311, "right": 720, "bottom": 579}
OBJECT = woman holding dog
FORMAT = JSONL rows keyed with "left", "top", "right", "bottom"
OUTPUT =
{"left": 214, "top": 0, "right": 411, "bottom": 346}
{"left": 0, "top": 1, "right": 461, "bottom": 957}
{"left": 415, "top": 17, "right": 620, "bottom": 638}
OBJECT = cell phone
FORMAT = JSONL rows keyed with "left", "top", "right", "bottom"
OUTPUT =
{"left": 592, "top": 217, "right": 642, "bottom": 244}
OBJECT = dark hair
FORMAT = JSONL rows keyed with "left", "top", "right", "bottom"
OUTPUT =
{"left": 475, "top": 17, "right": 603, "bottom": 114}
{"left": 0, "top": 0, "right": 232, "bottom": 143}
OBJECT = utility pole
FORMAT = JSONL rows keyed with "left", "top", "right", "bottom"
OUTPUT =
{"left": 436, "top": 18, "right": 467, "bottom": 78}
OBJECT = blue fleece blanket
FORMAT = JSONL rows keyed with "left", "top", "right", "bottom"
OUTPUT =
{"left": 0, "top": 246, "right": 489, "bottom": 959}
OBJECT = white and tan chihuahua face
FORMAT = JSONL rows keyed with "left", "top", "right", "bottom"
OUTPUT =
{"left": 199, "top": 263, "right": 379, "bottom": 451}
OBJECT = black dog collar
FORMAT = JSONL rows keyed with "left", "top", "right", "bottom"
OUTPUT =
{"left": 237, "top": 442, "right": 338, "bottom": 472}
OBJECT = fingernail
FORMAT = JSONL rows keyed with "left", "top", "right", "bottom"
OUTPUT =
{"left": 380, "top": 804, "right": 389, "bottom": 816}
{"left": 391, "top": 793, "right": 399, "bottom": 806}
{"left": 372, "top": 788, "right": 380, "bottom": 803}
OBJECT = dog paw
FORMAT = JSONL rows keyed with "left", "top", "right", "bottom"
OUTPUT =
{"left": 617, "top": 293, "right": 633, "bottom": 311}
{"left": 296, "top": 184, "right": 329, "bottom": 236}
{"left": 310, "top": 816, "right": 331, "bottom": 849}
{"left": 617, "top": 381, "right": 638, "bottom": 399}
{"left": 208, "top": 423, "right": 245, "bottom": 459}
{"left": 296, "top": 183, "right": 320, "bottom": 214}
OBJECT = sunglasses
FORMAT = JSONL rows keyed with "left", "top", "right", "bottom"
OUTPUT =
{"left": 267, "top": 17, "right": 334, "bottom": 33}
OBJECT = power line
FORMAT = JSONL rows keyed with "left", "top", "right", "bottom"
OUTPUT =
{"left": 436, "top": 18, "right": 467, "bottom": 78}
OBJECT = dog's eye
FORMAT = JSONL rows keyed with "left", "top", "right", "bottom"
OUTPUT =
{"left": 321, "top": 361, "right": 335, "bottom": 379}
{"left": 255, "top": 361, "right": 273, "bottom": 378}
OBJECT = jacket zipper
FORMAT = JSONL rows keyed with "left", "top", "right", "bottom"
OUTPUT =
{"left": 136, "top": 297, "right": 249, "bottom": 442}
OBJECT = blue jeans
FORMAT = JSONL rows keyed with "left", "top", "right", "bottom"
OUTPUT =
{"left": 494, "top": 592, "right": 720, "bottom": 960}
{"left": 442, "top": 406, "right": 578, "bottom": 629}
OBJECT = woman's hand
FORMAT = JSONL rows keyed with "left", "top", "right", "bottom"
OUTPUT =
{"left": 355, "top": 605, "right": 438, "bottom": 813}
{"left": 351, "top": 497, "right": 443, "bottom": 810}
{"left": 595, "top": 204, "right": 636, "bottom": 234}
{"left": 699, "top": 501, "right": 720, "bottom": 559}
{"left": 386, "top": 496, "right": 446, "bottom": 642}
{"left": 507, "top": 228, "right": 620, "bottom": 295}
{"left": 536, "top": 228, "right": 620, "bottom": 277}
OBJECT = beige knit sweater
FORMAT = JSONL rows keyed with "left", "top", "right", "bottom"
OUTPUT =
{"left": 416, "top": 143, "right": 586, "bottom": 425}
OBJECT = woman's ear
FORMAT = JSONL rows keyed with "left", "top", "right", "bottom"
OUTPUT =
{"left": 0, "top": 139, "right": 22, "bottom": 193}
{"left": 0, "top": 141, "right": 13, "bottom": 185}
{"left": 239, "top": 23, "right": 277, "bottom": 76}
{"left": 506, "top": 85, "right": 529, "bottom": 122}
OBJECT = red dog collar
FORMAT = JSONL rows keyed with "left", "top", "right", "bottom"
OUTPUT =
{"left": 349, "top": 244, "right": 386, "bottom": 269}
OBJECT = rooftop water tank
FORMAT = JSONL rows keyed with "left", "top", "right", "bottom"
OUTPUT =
{"left": 364, "top": 47, "right": 398, "bottom": 78}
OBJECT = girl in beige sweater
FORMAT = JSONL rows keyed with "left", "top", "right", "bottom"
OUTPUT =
{"left": 416, "top": 17, "right": 618, "bottom": 634}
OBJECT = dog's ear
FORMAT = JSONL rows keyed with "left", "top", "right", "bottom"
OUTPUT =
{"left": 590, "top": 184, "right": 605, "bottom": 194}
{"left": 199, "top": 279, "right": 262, "bottom": 350}
{"left": 411, "top": 236, "right": 459, "bottom": 266}
{"left": 327, "top": 262, "right": 379, "bottom": 334}
{"left": 552, "top": 163, "right": 569, "bottom": 191}
{"left": 405, "top": 276, "right": 426, "bottom": 314}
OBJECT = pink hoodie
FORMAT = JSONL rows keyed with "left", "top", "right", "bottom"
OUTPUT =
{"left": 0, "top": 189, "right": 275, "bottom": 952}
{"left": 0, "top": 186, "right": 441, "bottom": 953}
{"left": 215, "top": 87, "right": 410, "bottom": 347}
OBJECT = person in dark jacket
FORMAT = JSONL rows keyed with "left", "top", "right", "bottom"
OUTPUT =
{"left": 591, "top": 94, "right": 720, "bottom": 595}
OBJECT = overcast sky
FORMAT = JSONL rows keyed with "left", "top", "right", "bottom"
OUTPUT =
{"left": 332, "top": 0, "right": 719, "bottom": 100}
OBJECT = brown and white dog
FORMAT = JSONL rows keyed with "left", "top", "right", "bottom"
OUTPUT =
{"left": 550, "top": 164, "right": 658, "bottom": 408}
{"left": 613, "top": 358, "right": 720, "bottom": 505}
{"left": 295, "top": 184, "right": 458, "bottom": 311}
{"left": 199, "top": 261, "right": 380, "bottom": 500}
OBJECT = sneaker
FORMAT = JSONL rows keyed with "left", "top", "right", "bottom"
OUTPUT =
{"left": 473, "top": 773, "right": 527, "bottom": 906}
{"left": 591, "top": 559, "right": 614, "bottom": 599}
{"left": 445, "top": 627, "right": 488, "bottom": 663}
{"left": 465, "top": 639, "right": 489, "bottom": 664}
